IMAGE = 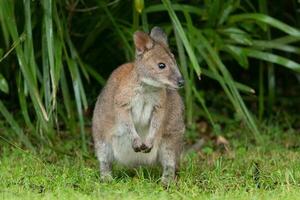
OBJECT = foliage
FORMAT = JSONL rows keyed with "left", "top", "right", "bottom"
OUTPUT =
{"left": 0, "top": 0, "right": 299, "bottom": 149}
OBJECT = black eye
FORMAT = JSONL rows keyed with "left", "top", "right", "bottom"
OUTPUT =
{"left": 158, "top": 63, "right": 166, "bottom": 69}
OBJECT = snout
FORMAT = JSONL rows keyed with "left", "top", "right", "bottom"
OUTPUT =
{"left": 177, "top": 77, "right": 185, "bottom": 87}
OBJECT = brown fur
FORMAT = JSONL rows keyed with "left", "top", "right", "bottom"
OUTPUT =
{"left": 92, "top": 27, "right": 185, "bottom": 186}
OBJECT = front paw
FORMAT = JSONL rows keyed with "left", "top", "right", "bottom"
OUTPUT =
{"left": 132, "top": 137, "right": 143, "bottom": 152}
{"left": 141, "top": 140, "right": 153, "bottom": 153}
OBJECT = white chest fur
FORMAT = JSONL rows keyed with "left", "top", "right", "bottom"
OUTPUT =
{"left": 131, "top": 91, "right": 157, "bottom": 131}
{"left": 112, "top": 86, "right": 161, "bottom": 166}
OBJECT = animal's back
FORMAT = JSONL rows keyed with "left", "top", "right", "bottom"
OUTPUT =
{"left": 92, "top": 63, "right": 134, "bottom": 140}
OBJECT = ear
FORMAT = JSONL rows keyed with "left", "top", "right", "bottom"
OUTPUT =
{"left": 133, "top": 31, "right": 154, "bottom": 55}
{"left": 150, "top": 26, "right": 168, "bottom": 47}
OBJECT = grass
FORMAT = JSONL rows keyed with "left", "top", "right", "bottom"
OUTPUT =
{"left": 1, "top": 124, "right": 299, "bottom": 200}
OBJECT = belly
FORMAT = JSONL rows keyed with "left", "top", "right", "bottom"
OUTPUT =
{"left": 111, "top": 129, "right": 159, "bottom": 166}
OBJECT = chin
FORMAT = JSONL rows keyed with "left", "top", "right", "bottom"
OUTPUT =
{"left": 164, "top": 83, "right": 180, "bottom": 90}
{"left": 141, "top": 78, "right": 164, "bottom": 88}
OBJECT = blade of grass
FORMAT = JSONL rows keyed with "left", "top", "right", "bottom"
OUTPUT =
{"left": 84, "top": 64, "right": 106, "bottom": 86}
{"left": 100, "top": 2, "right": 134, "bottom": 60}
{"left": 201, "top": 68, "right": 255, "bottom": 94}
{"left": 192, "top": 87, "right": 218, "bottom": 133}
{"left": 0, "top": 73, "right": 9, "bottom": 94}
{"left": 145, "top": 4, "right": 204, "bottom": 16}
{"left": 195, "top": 30, "right": 261, "bottom": 141}
{"left": 258, "top": 62, "right": 264, "bottom": 121}
{"left": 174, "top": 22, "right": 193, "bottom": 126}
{"left": 241, "top": 48, "right": 300, "bottom": 73}
{"left": 196, "top": 46, "right": 237, "bottom": 111}
{"left": 17, "top": 73, "right": 35, "bottom": 133}
{"left": 0, "top": 4, "right": 10, "bottom": 47}
{"left": 0, "top": 33, "right": 26, "bottom": 63}
{"left": 271, "top": 36, "right": 300, "bottom": 44}
{"left": 252, "top": 40, "right": 300, "bottom": 54}
{"left": 162, "top": 0, "right": 201, "bottom": 77}
{"left": 259, "top": 0, "right": 275, "bottom": 116}
{"left": 42, "top": 23, "right": 52, "bottom": 116}
{"left": 43, "top": 0, "right": 59, "bottom": 116}
{"left": 229, "top": 13, "right": 300, "bottom": 37}
{"left": 66, "top": 57, "right": 87, "bottom": 152}
{"left": 60, "top": 67, "right": 76, "bottom": 133}
{"left": 65, "top": 33, "right": 88, "bottom": 111}
{"left": 0, "top": 100, "right": 34, "bottom": 150}
{"left": 221, "top": 45, "right": 249, "bottom": 69}
{"left": 0, "top": 1, "right": 49, "bottom": 125}
{"left": 53, "top": 2, "right": 83, "bottom": 137}
{"left": 24, "top": 0, "right": 37, "bottom": 87}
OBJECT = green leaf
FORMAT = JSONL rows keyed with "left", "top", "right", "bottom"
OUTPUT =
{"left": 17, "top": 73, "right": 35, "bottom": 132}
{"left": 0, "top": 74, "right": 9, "bottom": 94}
{"left": 218, "top": 0, "right": 239, "bottom": 25}
{"left": 222, "top": 45, "right": 249, "bottom": 69}
{"left": 252, "top": 40, "right": 300, "bottom": 54}
{"left": 100, "top": 2, "right": 134, "bottom": 60}
{"left": 174, "top": 24, "right": 194, "bottom": 125}
{"left": 219, "top": 28, "right": 253, "bottom": 45}
{"left": 145, "top": 4, "right": 205, "bottom": 16}
{"left": 192, "top": 87, "right": 217, "bottom": 130}
{"left": 66, "top": 56, "right": 87, "bottom": 152}
{"left": 271, "top": 36, "right": 300, "bottom": 44}
{"left": 85, "top": 64, "right": 106, "bottom": 86}
{"left": 0, "top": 0, "right": 49, "bottom": 124}
{"left": 201, "top": 69, "right": 255, "bottom": 94}
{"left": 193, "top": 29, "right": 261, "bottom": 141}
{"left": 229, "top": 13, "right": 300, "bottom": 37}
{"left": 162, "top": 0, "right": 201, "bottom": 76}
{"left": 241, "top": 48, "right": 300, "bottom": 73}
{"left": 0, "top": 99, "right": 34, "bottom": 150}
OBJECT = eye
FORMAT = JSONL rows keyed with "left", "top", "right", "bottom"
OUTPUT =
{"left": 158, "top": 63, "right": 166, "bottom": 69}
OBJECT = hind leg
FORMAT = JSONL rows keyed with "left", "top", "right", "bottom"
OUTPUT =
{"left": 95, "top": 140, "right": 114, "bottom": 182}
{"left": 158, "top": 142, "right": 177, "bottom": 187}
{"left": 158, "top": 131, "right": 183, "bottom": 187}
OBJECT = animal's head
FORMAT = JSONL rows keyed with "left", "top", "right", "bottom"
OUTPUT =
{"left": 134, "top": 27, "right": 184, "bottom": 89}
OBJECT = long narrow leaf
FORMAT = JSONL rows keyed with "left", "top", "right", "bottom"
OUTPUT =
{"left": 145, "top": 4, "right": 204, "bottom": 16}
{"left": 241, "top": 48, "right": 300, "bottom": 73}
{"left": 162, "top": 0, "right": 201, "bottom": 76}
{"left": 0, "top": 100, "right": 33, "bottom": 150}
{"left": 229, "top": 13, "right": 300, "bottom": 37}
{"left": 195, "top": 30, "right": 261, "bottom": 141}
{"left": 0, "top": 1, "right": 49, "bottom": 124}
{"left": 252, "top": 40, "right": 300, "bottom": 54}
{"left": 202, "top": 69, "right": 255, "bottom": 94}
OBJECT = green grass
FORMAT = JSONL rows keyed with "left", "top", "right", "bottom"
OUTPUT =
{"left": 1, "top": 125, "right": 299, "bottom": 200}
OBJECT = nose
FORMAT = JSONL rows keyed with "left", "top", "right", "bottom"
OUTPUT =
{"left": 177, "top": 78, "right": 185, "bottom": 87}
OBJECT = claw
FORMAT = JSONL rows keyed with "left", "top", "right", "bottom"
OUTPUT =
{"left": 133, "top": 146, "right": 141, "bottom": 152}
{"left": 142, "top": 145, "right": 152, "bottom": 153}
{"left": 140, "top": 143, "right": 147, "bottom": 150}
{"left": 132, "top": 137, "right": 143, "bottom": 152}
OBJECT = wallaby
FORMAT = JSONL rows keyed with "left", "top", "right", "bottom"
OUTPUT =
{"left": 92, "top": 27, "right": 185, "bottom": 186}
